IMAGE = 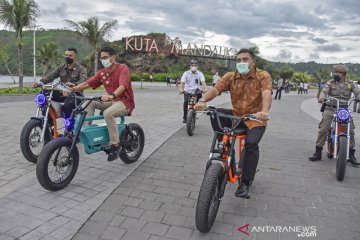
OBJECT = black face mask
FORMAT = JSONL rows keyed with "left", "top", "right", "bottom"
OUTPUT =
{"left": 333, "top": 75, "right": 341, "bottom": 81}
{"left": 65, "top": 57, "right": 74, "bottom": 64}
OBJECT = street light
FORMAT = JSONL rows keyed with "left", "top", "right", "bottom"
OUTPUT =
{"left": 31, "top": 24, "right": 41, "bottom": 82}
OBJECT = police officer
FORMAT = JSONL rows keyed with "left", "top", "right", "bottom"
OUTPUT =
{"left": 309, "top": 64, "right": 360, "bottom": 166}
{"left": 179, "top": 60, "right": 208, "bottom": 123}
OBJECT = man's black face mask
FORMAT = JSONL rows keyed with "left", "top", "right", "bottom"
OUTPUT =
{"left": 65, "top": 57, "right": 74, "bottom": 64}
{"left": 333, "top": 74, "right": 341, "bottom": 81}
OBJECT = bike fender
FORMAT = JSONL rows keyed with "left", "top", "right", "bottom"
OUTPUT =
{"left": 30, "top": 117, "right": 44, "bottom": 122}
{"left": 206, "top": 157, "right": 224, "bottom": 170}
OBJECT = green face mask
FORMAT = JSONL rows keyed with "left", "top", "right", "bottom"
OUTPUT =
{"left": 236, "top": 63, "right": 250, "bottom": 75}
{"left": 101, "top": 59, "right": 112, "bottom": 68}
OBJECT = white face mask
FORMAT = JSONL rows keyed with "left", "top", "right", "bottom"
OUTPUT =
{"left": 191, "top": 66, "right": 197, "bottom": 72}
{"left": 236, "top": 63, "right": 250, "bottom": 75}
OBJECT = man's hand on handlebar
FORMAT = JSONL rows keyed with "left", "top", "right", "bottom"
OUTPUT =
{"left": 33, "top": 83, "right": 42, "bottom": 88}
{"left": 318, "top": 97, "right": 325, "bottom": 103}
{"left": 255, "top": 111, "right": 269, "bottom": 121}
{"left": 101, "top": 95, "right": 114, "bottom": 102}
{"left": 195, "top": 102, "right": 206, "bottom": 111}
{"left": 65, "top": 82, "right": 75, "bottom": 87}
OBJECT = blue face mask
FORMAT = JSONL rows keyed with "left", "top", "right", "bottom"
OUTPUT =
{"left": 236, "top": 63, "right": 250, "bottom": 75}
{"left": 101, "top": 59, "right": 112, "bottom": 68}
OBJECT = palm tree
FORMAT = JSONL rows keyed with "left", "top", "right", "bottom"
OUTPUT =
{"left": 64, "top": 17, "right": 118, "bottom": 75}
{"left": 0, "top": 44, "right": 16, "bottom": 83}
{"left": 37, "top": 42, "right": 62, "bottom": 76}
{"left": 0, "top": 0, "right": 39, "bottom": 91}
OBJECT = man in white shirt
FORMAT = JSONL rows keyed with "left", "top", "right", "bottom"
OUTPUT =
{"left": 179, "top": 59, "right": 208, "bottom": 123}
{"left": 303, "top": 82, "right": 309, "bottom": 94}
{"left": 212, "top": 72, "right": 220, "bottom": 87}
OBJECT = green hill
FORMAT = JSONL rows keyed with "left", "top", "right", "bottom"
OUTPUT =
{"left": 0, "top": 29, "right": 91, "bottom": 76}
{"left": 0, "top": 29, "right": 359, "bottom": 81}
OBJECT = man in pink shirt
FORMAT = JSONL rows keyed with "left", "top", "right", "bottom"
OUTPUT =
{"left": 71, "top": 46, "right": 135, "bottom": 161}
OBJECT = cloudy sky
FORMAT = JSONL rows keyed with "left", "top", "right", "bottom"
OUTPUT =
{"left": 5, "top": 0, "right": 360, "bottom": 63}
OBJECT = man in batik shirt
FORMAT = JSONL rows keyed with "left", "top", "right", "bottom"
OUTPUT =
{"left": 195, "top": 49, "right": 272, "bottom": 199}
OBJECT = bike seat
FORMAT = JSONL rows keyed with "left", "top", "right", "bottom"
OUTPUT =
{"left": 233, "top": 128, "right": 247, "bottom": 135}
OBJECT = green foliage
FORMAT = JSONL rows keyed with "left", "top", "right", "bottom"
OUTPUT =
{"left": 204, "top": 73, "right": 213, "bottom": 84}
{"left": 292, "top": 71, "right": 313, "bottom": 84}
{"left": 0, "top": 86, "right": 38, "bottom": 94}
{"left": 64, "top": 16, "right": 118, "bottom": 74}
{"left": 279, "top": 65, "right": 294, "bottom": 80}
{"left": 37, "top": 42, "right": 62, "bottom": 76}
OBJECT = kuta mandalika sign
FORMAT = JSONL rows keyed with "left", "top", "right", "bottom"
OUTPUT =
{"left": 123, "top": 34, "right": 237, "bottom": 60}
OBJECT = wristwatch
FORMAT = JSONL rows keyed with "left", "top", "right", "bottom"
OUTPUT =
{"left": 111, "top": 93, "right": 116, "bottom": 98}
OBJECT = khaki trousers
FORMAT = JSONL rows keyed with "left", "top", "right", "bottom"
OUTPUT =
{"left": 86, "top": 101, "right": 129, "bottom": 145}
{"left": 316, "top": 108, "right": 355, "bottom": 148}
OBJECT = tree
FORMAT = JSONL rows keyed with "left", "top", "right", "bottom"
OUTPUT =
{"left": 0, "top": 0, "right": 39, "bottom": 91}
{"left": 64, "top": 17, "right": 117, "bottom": 75}
{"left": 292, "top": 71, "right": 312, "bottom": 84}
{"left": 279, "top": 65, "right": 294, "bottom": 80}
{"left": 0, "top": 43, "right": 16, "bottom": 83}
{"left": 314, "top": 66, "right": 331, "bottom": 83}
{"left": 37, "top": 42, "right": 62, "bottom": 76}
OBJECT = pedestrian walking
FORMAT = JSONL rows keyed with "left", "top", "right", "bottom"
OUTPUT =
{"left": 274, "top": 78, "right": 283, "bottom": 100}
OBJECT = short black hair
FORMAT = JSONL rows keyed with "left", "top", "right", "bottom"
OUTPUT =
{"left": 236, "top": 49, "right": 255, "bottom": 59}
{"left": 100, "top": 46, "right": 116, "bottom": 56}
{"left": 66, "top": 47, "right": 78, "bottom": 54}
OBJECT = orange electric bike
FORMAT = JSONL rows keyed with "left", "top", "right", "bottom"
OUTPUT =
{"left": 20, "top": 80, "right": 67, "bottom": 163}
{"left": 195, "top": 106, "right": 262, "bottom": 233}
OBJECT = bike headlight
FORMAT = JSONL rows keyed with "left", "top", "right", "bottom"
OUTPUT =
{"left": 35, "top": 93, "right": 46, "bottom": 106}
{"left": 64, "top": 118, "right": 74, "bottom": 131}
{"left": 337, "top": 108, "right": 350, "bottom": 121}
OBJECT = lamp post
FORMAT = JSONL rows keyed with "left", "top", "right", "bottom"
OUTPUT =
{"left": 33, "top": 28, "right": 36, "bottom": 82}
{"left": 31, "top": 24, "right": 41, "bottom": 82}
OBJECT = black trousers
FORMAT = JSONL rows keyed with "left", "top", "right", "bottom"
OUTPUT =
{"left": 183, "top": 92, "right": 202, "bottom": 120}
{"left": 274, "top": 87, "right": 282, "bottom": 99}
{"left": 51, "top": 91, "right": 82, "bottom": 119}
{"left": 210, "top": 108, "right": 266, "bottom": 185}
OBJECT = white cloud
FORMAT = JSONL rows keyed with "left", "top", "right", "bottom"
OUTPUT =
{"left": 1, "top": 0, "right": 359, "bottom": 63}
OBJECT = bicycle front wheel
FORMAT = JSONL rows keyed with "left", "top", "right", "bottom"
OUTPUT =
{"left": 195, "top": 163, "right": 224, "bottom": 233}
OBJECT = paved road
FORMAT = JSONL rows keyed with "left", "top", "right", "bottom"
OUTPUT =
{"left": 1, "top": 89, "right": 359, "bottom": 240}
{"left": 0, "top": 84, "right": 230, "bottom": 240}
{"left": 73, "top": 92, "right": 360, "bottom": 240}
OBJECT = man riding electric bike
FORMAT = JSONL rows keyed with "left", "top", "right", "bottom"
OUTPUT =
{"left": 309, "top": 64, "right": 360, "bottom": 166}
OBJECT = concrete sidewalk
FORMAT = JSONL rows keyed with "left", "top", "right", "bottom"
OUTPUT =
{"left": 72, "top": 92, "right": 360, "bottom": 240}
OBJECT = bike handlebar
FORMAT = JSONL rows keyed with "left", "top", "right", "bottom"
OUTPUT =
{"left": 201, "top": 106, "right": 265, "bottom": 133}
{"left": 323, "top": 96, "right": 356, "bottom": 108}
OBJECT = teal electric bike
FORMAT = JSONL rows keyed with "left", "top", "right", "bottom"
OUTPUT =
{"left": 36, "top": 94, "right": 145, "bottom": 191}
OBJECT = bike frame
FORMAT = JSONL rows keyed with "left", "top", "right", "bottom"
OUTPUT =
{"left": 328, "top": 96, "right": 353, "bottom": 159}
{"left": 185, "top": 89, "right": 202, "bottom": 110}
{"left": 34, "top": 83, "right": 63, "bottom": 142}
{"left": 64, "top": 96, "right": 129, "bottom": 155}
{"left": 205, "top": 108, "right": 258, "bottom": 198}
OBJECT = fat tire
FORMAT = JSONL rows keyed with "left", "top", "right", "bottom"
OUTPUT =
{"left": 20, "top": 119, "right": 52, "bottom": 163}
{"left": 186, "top": 109, "right": 196, "bottom": 136}
{"left": 119, "top": 123, "right": 145, "bottom": 164}
{"left": 36, "top": 137, "right": 79, "bottom": 191}
{"left": 336, "top": 136, "right": 347, "bottom": 181}
{"left": 195, "top": 163, "right": 224, "bottom": 233}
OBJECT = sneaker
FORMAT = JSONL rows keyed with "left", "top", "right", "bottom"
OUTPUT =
{"left": 107, "top": 145, "right": 120, "bottom": 161}
{"left": 182, "top": 119, "right": 187, "bottom": 123}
